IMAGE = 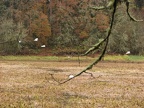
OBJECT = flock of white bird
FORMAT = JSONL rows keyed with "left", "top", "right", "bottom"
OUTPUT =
{"left": 19, "top": 35, "right": 130, "bottom": 80}
{"left": 34, "top": 38, "right": 45, "bottom": 47}
{"left": 19, "top": 38, "right": 131, "bottom": 54}
{"left": 19, "top": 37, "right": 46, "bottom": 48}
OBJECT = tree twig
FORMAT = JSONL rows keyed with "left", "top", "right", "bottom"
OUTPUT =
{"left": 50, "top": 0, "right": 118, "bottom": 85}
{"left": 125, "top": 0, "right": 143, "bottom": 22}
{"left": 50, "top": 0, "right": 143, "bottom": 84}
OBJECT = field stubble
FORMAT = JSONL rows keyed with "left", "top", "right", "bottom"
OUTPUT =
{"left": 0, "top": 60, "right": 144, "bottom": 108}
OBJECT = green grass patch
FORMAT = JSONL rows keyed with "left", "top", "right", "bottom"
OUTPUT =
{"left": 104, "top": 55, "right": 144, "bottom": 62}
{"left": 0, "top": 55, "right": 91, "bottom": 62}
{"left": 0, "top": 56, "right": 60, "bottom": 61}
{"left": 123, "top": 55, "right": 144, "bottom": 62}
{"left": 0, "top": 55, "right": 144, "bottom": 62}
{"left": 104, "top": 55, "right": 125, "bottom": 62}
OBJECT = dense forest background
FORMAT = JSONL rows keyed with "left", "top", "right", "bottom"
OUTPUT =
{"left": 0, "top": 0, "right": 144, "bottom": 55}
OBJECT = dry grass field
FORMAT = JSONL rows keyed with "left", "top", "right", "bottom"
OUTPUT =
{"left": 0, "top": 60, "right": 144, "bottom": 108}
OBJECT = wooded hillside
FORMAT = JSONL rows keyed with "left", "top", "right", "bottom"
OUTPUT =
{"left": 0, "top": 0, "right": 144, "bottom": 55}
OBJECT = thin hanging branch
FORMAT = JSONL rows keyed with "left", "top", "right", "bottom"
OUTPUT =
{"left": 90, "top": 0, "right": 143, "bottom": 22}
{"left": 125, "top": 0, "right": 143, "bottom": 22}
{"left": 51, "top": 0, "right": 118, "bottom": 84}
{"left": 50, "top": 0, "right": 143, "bottom": 84}
{"left": 90, "top": 0, "right": 115, "bottom": 10}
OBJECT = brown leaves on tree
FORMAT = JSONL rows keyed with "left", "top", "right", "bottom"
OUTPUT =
{"left": 30, "top": 12, "right": 51, "bottom": 47}
{"left": 96, "top": 13, "right": 110, "bottom": 32}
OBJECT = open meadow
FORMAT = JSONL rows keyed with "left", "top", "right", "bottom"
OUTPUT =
{"left": 0, "top": 56, "right": 144, "bottom": 108}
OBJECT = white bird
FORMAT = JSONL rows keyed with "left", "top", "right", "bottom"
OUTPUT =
{"left": 41, "top": 45, "right": 46, "bottom": 48}
{"left": 126, "top": 51, "right": 130, "bottom": 55}
{"left": 19, "top": 40, "right": 21, "bottom": 43}
{"left": 67, "top": 56, "right": 71, "bottom": 58}
{"left": 69, "top": 75, "right": 74, "bottom": 79}
{"left": 34, "top": 38, "right": 38, "bottom": 42}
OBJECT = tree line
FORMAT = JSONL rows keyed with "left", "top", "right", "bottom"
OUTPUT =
{"left": 0, "top": 0, "right": 144, "bottom": 55}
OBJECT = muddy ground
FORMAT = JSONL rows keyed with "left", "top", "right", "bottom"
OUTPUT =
{"left": 0, "top": 60, "right": 144, "bottom": 108}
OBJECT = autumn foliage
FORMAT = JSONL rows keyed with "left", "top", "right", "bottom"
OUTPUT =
{"left": 0, "top": 0, "right": 144, "bottom": 55}
{"left": 30, "top": 12, "right": 51, "bottom": 47}
{"left": 96, "top": 13, "right": 110, "bottom": 31}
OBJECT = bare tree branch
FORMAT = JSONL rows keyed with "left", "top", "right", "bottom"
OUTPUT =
{"left": 90, "top": 0, "right": 115, "bottom": 10}
{"left": 50, "top": 0, "right": 118, "bottom": 84}
{"left": 125, "top": 0, "right": 143, "bottom": 22}
{"left": 50, "top": 0, "right": 143, "bottom": 84}
{"left": 90, "top": 0, "right": 143, "bottom": 21}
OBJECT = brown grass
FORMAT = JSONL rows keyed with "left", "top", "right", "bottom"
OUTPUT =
{"left": 0, "top": 61, "right": 144, "bottom": 108}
